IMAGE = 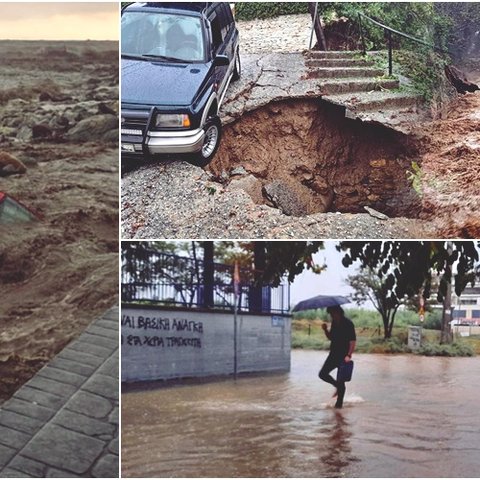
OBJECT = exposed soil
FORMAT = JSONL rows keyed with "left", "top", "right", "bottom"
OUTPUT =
{"left": 122, "top": 77, "right": 480, "bottom": 239}
{"left": 210, "top": 98, "right": 419, "bottom": 218}
{"left": 121, "top": 23, "right": 479, "bottom": 241}
{"left": 419, "top": 70, "right": 480, "bottom": 237}
{"left": 0, "top": 41, "right": 118, "bottom": 404}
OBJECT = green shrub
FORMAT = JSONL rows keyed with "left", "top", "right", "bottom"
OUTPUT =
{"left": 417, "top": 342, "right": 475, "bottom": 357}
{"left": 394, "top": 49, "right": 448, "bottom": 100}
{"left": 235, "top": 2, "right": 308, "bottom": 21}
{"left": 292, "top": 309, "right": 328, "bottom": 321}
{"left": 422, "top": 311, "right": 443, "bottom": 330}
{"left": 291, "top": 331, "right": 329, "bottom": 350}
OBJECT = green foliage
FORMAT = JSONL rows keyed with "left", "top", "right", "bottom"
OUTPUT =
{"left": 393, "top": 50, "right": 448, "bottom": 100}
{"left": 435, "top": 3, "right": 480, "bottom": 62}
{"left": 294, "top": 307, "right": 442, "bottom": 331}
{"left": 292, "top": 309, "right": 328, "bottom": 321}
{"left": 261, "top": 241, "right": 325, "bottom": 286}
{"left": 422, "top": 310, "right": 442, "bottom": 330}
{"left": 292, "top": 316, "right": 475, "bottom": 356}
{"left": 338, "top": 241, "right": 479, "bottom": 306}
{"left": 316, "top": 3, "right": 457, "bottom": 101}
{"left": 462, "top": 336, "right": 480, "bottom": 355}
{"left": 348, "top": 267, "right": 401, "bottom": 338}
{"left": 417, "top": 342, "right": 475, "bottom": 357}
{"left": 235, "top": 2, "right": 308, "bottom": 21}
{"left": 320, "top": 2, "right": 445, "bottom": 50}
{"left": 407, "top": 161, "right": 424, "bottom": 194}
{"left": 291, "top": 331, "right": 330, "bottom": 350}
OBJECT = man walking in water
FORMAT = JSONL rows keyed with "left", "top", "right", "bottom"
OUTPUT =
{"left": 319, "top": 305, "right": 356, "bottom": 408}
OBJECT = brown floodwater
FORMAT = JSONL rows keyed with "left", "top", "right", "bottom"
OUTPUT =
{"left": 122, "top": 351, "right": 480, "bottom": 477}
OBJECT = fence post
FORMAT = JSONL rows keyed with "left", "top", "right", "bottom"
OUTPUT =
{"left": 387, "top": 28, "right": 393, "bottom": 76}
{"left": 358, "top": 14, "right": 366, "bottom": 55}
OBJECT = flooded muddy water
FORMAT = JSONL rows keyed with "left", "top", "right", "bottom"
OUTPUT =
{"left": 122, "top": 351, "right": 480, "bottom": 477}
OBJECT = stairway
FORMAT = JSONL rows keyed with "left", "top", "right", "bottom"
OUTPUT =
{"left": 305, "top": 50, "right": 424, "bottom": 132}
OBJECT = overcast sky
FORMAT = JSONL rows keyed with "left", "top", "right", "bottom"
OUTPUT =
{"left": 0, "top": 3, "right": 118, "bottom": 40}
{"left": 290, "top": 241, "right": 362, "bottom": 309}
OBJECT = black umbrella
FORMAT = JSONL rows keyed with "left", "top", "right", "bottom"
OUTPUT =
{"left": 292, "top": 295, "right": 349, "bottom": 312}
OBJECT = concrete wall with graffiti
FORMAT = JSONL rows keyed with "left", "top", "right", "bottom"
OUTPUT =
{"left": 121, "top": 306, "right": 291, "bottom": 382}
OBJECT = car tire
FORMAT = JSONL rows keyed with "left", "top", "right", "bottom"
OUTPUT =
{"left": 232, "top": 49, "right": 241, "bottom": 81}
{"left": 189, "top": 116, "right": 222, "bottom": 166}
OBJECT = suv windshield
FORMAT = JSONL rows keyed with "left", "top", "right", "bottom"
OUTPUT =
{"left": 121, "top": 11, "right": 205, "bottom": 62}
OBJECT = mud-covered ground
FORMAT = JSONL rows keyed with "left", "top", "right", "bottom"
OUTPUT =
{"left": 0, "top": 41, "right": 118, "bottom": 404}
{"left": 420, "top": 70, "right": 480, "bottom": 237}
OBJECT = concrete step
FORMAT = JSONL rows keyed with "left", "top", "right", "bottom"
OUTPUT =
{"left": 307, "top": 67, "right": 386, "bottom": 79}
{"left": 347, "top": 106, "right": 427, "bottom": 134}
{"left": 306, "top": 58, "right": 376, "bottom": 68}
{"left": 318, "top": 78, "right": 400, "bottom": 95}
{"left": 323, "top": 91, "right": 421, "bottom": 112}
{"left": 306, "top": 50, "right": 363, "bottom": 59}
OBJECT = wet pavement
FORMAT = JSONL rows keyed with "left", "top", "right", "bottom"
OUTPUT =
{"left": 122, "top": 350, "right": 480, "bottom": 477}
{"left": 0, "top": 307, "right": 119, "bottom": 478}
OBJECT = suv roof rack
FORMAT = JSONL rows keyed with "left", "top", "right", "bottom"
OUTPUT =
{"left": 143, "top": 2, "right": 210, "bottom": 12}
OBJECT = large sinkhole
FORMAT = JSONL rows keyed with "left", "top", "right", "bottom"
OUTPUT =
{"left": 210, "top": 99, "right": 420, "bottom": 218}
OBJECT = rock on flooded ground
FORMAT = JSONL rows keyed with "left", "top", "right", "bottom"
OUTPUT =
{"left": 0, "top": 40, "right": 118, "bottom": 404}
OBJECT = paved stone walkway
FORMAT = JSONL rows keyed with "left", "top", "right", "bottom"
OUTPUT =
{"left": 0, "top": 307, "right": 118, "bottom": 478}
{"left": 238, "top": 13, "right": 312, "bottom": 53}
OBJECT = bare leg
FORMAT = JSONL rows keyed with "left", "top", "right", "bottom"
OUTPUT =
{"left": 334, "top": 382, "right": 346, "bottom": 408}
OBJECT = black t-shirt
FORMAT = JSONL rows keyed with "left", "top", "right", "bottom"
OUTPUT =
{"left": 330, "top": 317, "right": 356, "bottom": 357}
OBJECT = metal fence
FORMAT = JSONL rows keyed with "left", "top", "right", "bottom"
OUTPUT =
{"left": 121, "top": 250, "right": 290, "bottom": 314}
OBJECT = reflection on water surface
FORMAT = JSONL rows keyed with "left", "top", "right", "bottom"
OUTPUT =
{"left": 122, "top": 351, "right": 480, "bottom": 477}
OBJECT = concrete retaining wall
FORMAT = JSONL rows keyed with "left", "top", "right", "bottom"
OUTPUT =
{"left": 121, "top": 306, "right": 291, "bottom": 382}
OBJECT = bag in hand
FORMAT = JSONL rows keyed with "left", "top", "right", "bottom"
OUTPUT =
{"left": 337, "top": 361, "right": 354, "bottom": 382}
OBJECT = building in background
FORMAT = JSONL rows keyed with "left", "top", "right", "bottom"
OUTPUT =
{"left": 451, "top": 283, "right": 480, "bottom": 336}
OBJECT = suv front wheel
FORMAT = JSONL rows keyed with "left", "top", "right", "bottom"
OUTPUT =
{"left": 190, "top": 116, "right": 222, "bottom": 166}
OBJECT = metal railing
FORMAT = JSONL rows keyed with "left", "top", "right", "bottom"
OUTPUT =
{"left": 121, "top": 250, "right": 290, "bottom": 314}
{"left": 357, "top": 12, "right": 449, "bottom": 76}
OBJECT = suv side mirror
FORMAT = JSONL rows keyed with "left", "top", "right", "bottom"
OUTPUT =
{"left": 213, "top": 54, "right": 230, "bottom": 67}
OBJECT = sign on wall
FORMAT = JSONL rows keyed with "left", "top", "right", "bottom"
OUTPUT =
{"left": 121, "top": 314, "right": 204, "bottom": 349}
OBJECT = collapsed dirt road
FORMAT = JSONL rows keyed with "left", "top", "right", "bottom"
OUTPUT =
{"left": 123, "top": 60, "right": 480, "bottom": 239}
{"left": 0, "top": 41, "right": 118, "bottom": 404}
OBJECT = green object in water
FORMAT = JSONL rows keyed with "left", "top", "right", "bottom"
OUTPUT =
{"left": 0, "top": 191, "right": 38, "bottom": 224}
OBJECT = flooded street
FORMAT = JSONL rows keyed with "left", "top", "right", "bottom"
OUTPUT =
{"left": 122, "top": 351, "right": 480, "bottom": 477}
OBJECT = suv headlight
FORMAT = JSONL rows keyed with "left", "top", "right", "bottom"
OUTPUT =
{"left": 155, "top": 114, "right": 191, "bottom": 128}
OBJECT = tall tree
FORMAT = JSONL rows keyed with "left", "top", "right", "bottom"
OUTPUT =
{"left": 338, "top": 241, "right": 478, "bottom": 303}
{"left": 338, "top": 241, "right": 479, "bottom": 343}
{"left": 348, "top": 268, "right": 402, "bottom": 339}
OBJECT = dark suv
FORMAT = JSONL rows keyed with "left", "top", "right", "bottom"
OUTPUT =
{"left": 121, "top": 2, "right": 240, "bottom": 164}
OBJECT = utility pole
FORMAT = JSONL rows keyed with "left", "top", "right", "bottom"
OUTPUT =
{"left": 203, "top": 242, "right": 214, "bottom": 309}
{"left": 233, "top": 261, "right": 240, "bottom": 379}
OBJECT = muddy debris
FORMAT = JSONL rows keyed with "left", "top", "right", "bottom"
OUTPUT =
{"left": 0, "top": 40, "right": 118, "bottom": 404}
{"left": 418, "top": 71, "right": 480, "bottom": 237}
{"left": 212, "top": 98, "right": 420, "bottom": 218}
